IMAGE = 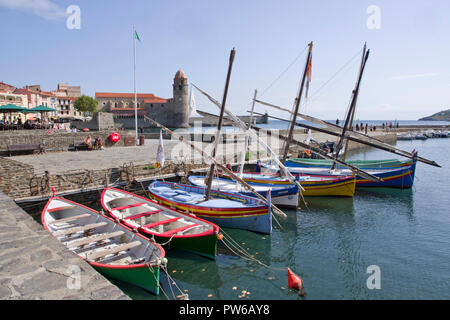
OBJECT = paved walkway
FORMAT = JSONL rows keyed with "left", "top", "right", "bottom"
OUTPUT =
{"left": 0, "top": 192, "right": 130, "bottom": 300}
{"left": 9, "top": 131, "right": 391, "bottom": 175}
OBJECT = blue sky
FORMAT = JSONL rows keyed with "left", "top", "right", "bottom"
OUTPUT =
{"left": 1, "top": 0, "right": 449, "bottom": 120}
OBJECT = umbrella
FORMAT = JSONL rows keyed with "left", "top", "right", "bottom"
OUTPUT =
{"left": 0, "top": 104, "right": 30, "bottom": 122}
{"left": 29, "top": 105, "right": 57, "bottom": 121}
{"left": 29, "top": 105, "right": 57, "bottom": 112}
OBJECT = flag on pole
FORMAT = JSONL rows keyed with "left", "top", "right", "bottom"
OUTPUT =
{"left": 305, "top": 55, "right": 312, "bottom": 98}
{"left": 189, "top": 85, "right": 196, "bottom": 117}
{"left": 156, "top": 129, "right": 165, "bottom": 168}
{"left": 134, "top": 30, "right": 141, "bottom": 42}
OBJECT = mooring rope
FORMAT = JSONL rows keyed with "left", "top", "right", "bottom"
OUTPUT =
{"left": 219, "top": 228, "right": 285, "bottom": 273}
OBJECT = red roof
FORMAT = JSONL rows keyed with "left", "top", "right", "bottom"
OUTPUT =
{"left": 40, "top": 91, "right": 55, "bottom": 96}
{"left": 95, "top": 92, "right": 167, "bottom": 103}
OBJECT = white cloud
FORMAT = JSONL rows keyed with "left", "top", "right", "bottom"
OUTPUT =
{"left": 0, "top": 0, "right": 67, "bottom": 20}
{"left": 388, "top": 72, "right": 437, "bottom": 81}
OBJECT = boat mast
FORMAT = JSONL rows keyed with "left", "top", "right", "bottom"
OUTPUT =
{"left": 331, "top": 44, "right": 369, "bottom": 169}
{"left": 282, "top": 41, "right": 313, "bottom": 165}
{"left": 341, "top": 43, "right": 367, "bottom": 161}
{"left": 205, "top": 48, "right": 236, "bottom": 200}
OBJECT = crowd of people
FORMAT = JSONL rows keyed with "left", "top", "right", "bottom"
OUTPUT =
{"left": 335, "top": 119, "right": 400, "bottom": 135}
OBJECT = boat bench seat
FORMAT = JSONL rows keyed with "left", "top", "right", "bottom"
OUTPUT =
{"left": 88, "top": 241, "right": 142, "bottom": 260}
{"left": 66, "top": 231, "right": 125, "bottom": 248}
{"left": 160, "top": 224, "right": 200, "bottom": 236}
{"left": 123, "top": 210, "right": 163, "bottom": 220}
{"left": 48, "top": 213, "right": 90, "bottom": 225}
{"left": 143, "top": 217, "right": 181, "bottom": 229}
{"left": 53, "top": 222, "right": 107, "bottom": 237}
{"left": 112, "top": 202, "right": 147, "bottom": 211}
{"left": 47, "top": 205, "right": 77, "bottom": 213}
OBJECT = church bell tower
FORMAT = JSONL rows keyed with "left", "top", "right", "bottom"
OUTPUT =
{"left": 172, "top": 69, "right": 189, "bottom": 127}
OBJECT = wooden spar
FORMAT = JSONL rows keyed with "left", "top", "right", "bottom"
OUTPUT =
{"left": 191, "top": 84, "right": 304, "bottom": 191}
{"left": 142, "top": 115, "right": 288, "bottom": 219}
{"left": 253, "top": 101, "right": 440, "bottom": 167}
{"left": 342, "top": 43, "right": 367, "bottom": 161}
{"left": 205, "top": 48, "right": 236, "bottom": 200}
{"left": 197, "top": 109, "right": 382, "bottom": 182}
{"left": 282, "top": 41, "right": 313, "bottom": 165}
{"left": 332, "top": 46, "right": 370, "bottom": 169}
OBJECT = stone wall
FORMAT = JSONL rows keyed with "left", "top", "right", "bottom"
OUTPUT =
{"left": 71, "top": 112, "right": 118, "bottom": 131}
{"left": 0, "top": 156, "right": 208, "bottom": 200}
{"left": 0, "top": 130, "right": 135, "bottom": 154}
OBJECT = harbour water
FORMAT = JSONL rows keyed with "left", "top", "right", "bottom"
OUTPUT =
{"left": 96, "top": 137, "right": 450, "bottom": 300}
{"left": 179, "top": 119, "right": 450, "bottom": 133}
{"left": 21, "top": 136, "right": 450, "bottom": 300}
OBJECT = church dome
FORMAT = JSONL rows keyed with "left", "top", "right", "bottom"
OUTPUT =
{"left": 174, "top": 69, "right": 187, "bottom": 80}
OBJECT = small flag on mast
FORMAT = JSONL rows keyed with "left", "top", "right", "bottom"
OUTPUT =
{"left": 156, "top": 130, "right": 165, "bottom": 168}
{"left": 134, "top": 30, "right": 141, "bottom": 42}
{"left": 305, "top": 55, "right": 312, "bottom": 98}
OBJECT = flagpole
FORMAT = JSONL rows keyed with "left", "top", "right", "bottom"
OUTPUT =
{"left": 133, "top": 26, "right": 138, "bottom": 145}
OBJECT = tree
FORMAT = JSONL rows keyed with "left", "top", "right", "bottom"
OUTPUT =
{"left": 74, "top": 95, "right": 98, "bottom": 117}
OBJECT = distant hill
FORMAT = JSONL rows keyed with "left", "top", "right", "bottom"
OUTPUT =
{"left": 419, "top": 109, "right": 450, "bottom": 121}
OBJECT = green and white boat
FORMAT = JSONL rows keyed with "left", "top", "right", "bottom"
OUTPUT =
{"left": 286, "top": 158, "right": 409, "bottom": 169}
{"left": 42, "top": 195, "right": 165, "bottom": 295}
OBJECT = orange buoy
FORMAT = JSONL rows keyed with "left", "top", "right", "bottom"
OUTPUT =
{"left": 217, "top": 233, "right": 224, "bottom": 240}
{"left": 287, "top": 267, "right": 305, "bottom": 296}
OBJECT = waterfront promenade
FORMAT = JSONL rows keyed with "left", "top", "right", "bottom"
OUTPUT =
{"left": 8, "top": 130, "right": 396, "bottom": 175}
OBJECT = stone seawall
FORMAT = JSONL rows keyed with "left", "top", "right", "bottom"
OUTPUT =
{"left": 0, "top": 191, "right": 130, "bottom": 300}
{"left": 0, "top": 156, "right": 208, "bottom": 200}
{"left": 0, "top": 130, "right": 135, "bottom": 154}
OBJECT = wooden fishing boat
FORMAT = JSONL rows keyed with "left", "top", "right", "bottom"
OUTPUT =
{"left": 285, "top": 158, "right": 410, "bottom": 169}
{"left": 101, "top": 187, "right": 220, "bottom": 260}
{"left": 260, "top": 161, "right": 417, "bottom": 189}
{"left": 42, "top": 196, "right": 165, "bottom": 295}
{"left": 217, "top": 171, "right": 356, "bottom": 197}
{"left": 188, "top": 175, "right": 299, "bottom": 208}
{"left": 147, "top": 181, "right": 272, "bottom": 234}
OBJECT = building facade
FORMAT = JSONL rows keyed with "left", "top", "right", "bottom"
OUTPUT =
{"left": 95, "top": 69, "right": 189, "bottom": 128}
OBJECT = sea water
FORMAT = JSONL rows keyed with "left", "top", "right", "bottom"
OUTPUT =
{"left": 106, "top": 137, "right": 449, "bottom": 300}
{"left": 23, "top": 136, "right": 449, "bottom": 300}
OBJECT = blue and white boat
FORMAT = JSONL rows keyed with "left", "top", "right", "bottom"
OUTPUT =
{"left": 187, "top": 175, "right": 299, "bottom": 208}
{"left": 148, "top": 181, "right": 272, "bottom": 234}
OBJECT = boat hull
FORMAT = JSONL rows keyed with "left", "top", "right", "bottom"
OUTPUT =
{"left": 285, "top": 158, "right": 409, "bottom": 169}
{"left": 280, "top": 164, "right": 416, "bottom": 189}
{"left": 151, "top": 232, "right": 217, "bottom": 260}
{"left": 91, "top": 262, "right": 160, "bottom": 295}
{"left": 148, "top": 181, "right": 272, "bottom": 234}
{"left": 218, "top": 172, "right": 355, "bottom": 197}
{"left": 189, "top": 175, "right": 299, "bottom": 208}
{"left": 259, "top": 159, "right": 417, "bottom": 189}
